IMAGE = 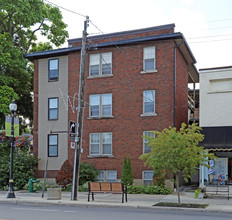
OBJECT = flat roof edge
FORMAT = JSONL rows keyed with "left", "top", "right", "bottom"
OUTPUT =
{"left": 24, "top": 32, "right": 182, "bottom": 61}
{"left": 199, "top": 65, "right": 232, "bottom": 72}
{"left": 68, "top": 23, "right": 175, "bottom": 44}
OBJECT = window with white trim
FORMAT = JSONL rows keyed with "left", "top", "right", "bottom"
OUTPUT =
{"left": 143, "top": 170, "right": 153, "bottom": 186}
{"left": 48, "top": 97, "right": 58, "bottom": 120}
{"left": 96, "top": 170, "right": 117, "bottom": 182}
{"left": 48, "top": 59, "right": 59, "bottom": 81}
{"left": 89, "top": 52, "right": 112, "bottom": 76}
{"left": 48, "top": 134, "right": 58, "bottom": 157}
{"left": 90, "top": 132, "right": 112, "bottom": 155}
{"left": 143, "top": 131, "right": 155, "bottom": 154}
{"left": 90, "top": 94, "right": 112, "bottom": 117}
{"left": 143, "top": 47, "right": 155, "bottom": 71}
{"left": 143, "top": 90, "right": 155, "bottom": 114}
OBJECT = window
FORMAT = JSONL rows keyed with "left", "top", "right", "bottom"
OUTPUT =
{"left": 89, "top": 52, "right": 112, "bottom": 76}
{"left": 90, "top": 94, "right": 112, "bottom": 117}
{"left": 143, "top": 47, "right": 155, "bottom": 71}
{"left": 97, "top": 170, "right": 117, "bottom": 182}
{"left": 90, "top": 132, "right": 112, "bottom": 155}
{"left": 143, "top": 90, "right": 155, "bottom": 114}
{"left": 48, "top": 98, "right": 58, "bottom": 120}
{"left": 143, "top": 131, "right": 155, "bottom": 154}
{"left": 48, "top": 59, "right": 59, "bottom": 81}
{"left": 48, "top": 134, "right": 58, "bottom": 157}
{"left": 143, "top": 170, "right": 153, "bottom": 186}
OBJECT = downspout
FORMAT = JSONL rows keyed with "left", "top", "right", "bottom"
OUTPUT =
{"left": 173, "top": 41, "right": 184, "bottom": 127}
{"left": 173, "top": 46, "right": 177, "bottom": 127}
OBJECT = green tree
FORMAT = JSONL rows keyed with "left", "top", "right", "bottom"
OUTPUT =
{"left": 0, "top": 0, "right": 68, "bottom": 127}
{"left": 140, "top": 123, "right": 214, "bottom": 204}
{"left": 121, "top": 156, "right": 133, "bottom": 186}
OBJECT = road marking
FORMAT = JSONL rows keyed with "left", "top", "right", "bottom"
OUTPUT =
{"left": 13, "top": 208, "right": 77, "bottom": 213}
{"left": 13, "top": 208, "right": 58, "bottom": 212}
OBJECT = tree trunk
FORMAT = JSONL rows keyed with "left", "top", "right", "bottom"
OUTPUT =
{"left": 176, "top": 172, "right": 181, "bottom": 204}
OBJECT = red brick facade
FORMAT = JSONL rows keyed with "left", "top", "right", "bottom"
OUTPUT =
{"left": 30, "top": 24, "right": 196, "bottom": 182}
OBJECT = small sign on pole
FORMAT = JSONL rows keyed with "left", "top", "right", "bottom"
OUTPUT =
{"left": 70, "top": 142, "right": 75, "bottom": 149}
{"left": 69, "top": 121, "right": 76, "bottom": 140}
{"left": 5, "top": 115, "right": 19, "bottom": 137}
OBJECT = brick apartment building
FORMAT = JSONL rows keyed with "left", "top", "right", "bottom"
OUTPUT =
{"left": 25, "top": 23, "right": 199, "bottom": 185}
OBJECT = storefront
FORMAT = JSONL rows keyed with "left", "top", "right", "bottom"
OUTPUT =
{"left": 200, "top": 150, "right": 232, "bottom": 186}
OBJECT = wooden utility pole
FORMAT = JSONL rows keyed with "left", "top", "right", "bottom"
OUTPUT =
{"left": 71, "top": 16, "right": 89, "bottom": 201}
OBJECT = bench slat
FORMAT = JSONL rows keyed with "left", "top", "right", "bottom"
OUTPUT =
{"left": 88, "top": 182, "right": 127, "bottom": 203}
{"left": 101, "top": 183, "right": 111, "bottom": 191}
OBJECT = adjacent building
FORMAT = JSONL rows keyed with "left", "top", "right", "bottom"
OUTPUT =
{"left": 25, "top": 23, "right": 198, "bottom": 185}
{"left": 199, "top": 66, "right": 232, "bottom": 185}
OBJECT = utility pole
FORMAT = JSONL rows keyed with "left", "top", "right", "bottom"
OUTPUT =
{"left": 71, "top": 16, "right": 89, "bottom": 201}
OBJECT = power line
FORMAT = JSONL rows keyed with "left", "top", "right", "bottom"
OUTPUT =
{"left": 189, "top": 38, "right": 232, "bottom": 44}
{"left": 188, "top": 33, "right": 232, "bottom": 40}
{"left": 44, "top": 0, "right": 86, "bottom": 18}
{"left": 177, "top": 18, "right": 232, "bottom": 27}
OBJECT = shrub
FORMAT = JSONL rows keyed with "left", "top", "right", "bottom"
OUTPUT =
{"left": 55, "top": 161, "right": 98, "bottom": 189}
{"left": 127, "top": 185, "right": 172, "bottom": 195}
{"left": 79, "top": 162, "right": 99, "bottom": 186}
{"left": 0, "top": 133, "right": 37, "bottom": 190}
{"left": 56, "top": 160, "right": 73, "bottom": 187}
{"left": 121, "top": 156, "right": 133, "bottom": 186}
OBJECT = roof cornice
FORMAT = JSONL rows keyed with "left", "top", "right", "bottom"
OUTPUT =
{"left": 24, "top": 32, "right": 182, "bottom": 61}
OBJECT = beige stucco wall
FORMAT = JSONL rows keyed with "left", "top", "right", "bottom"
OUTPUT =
{"left": 200, "top": 67, "right": 232, "bottom": 127}
{"left": 38, "top": 56, "right": 68, "bottom": 170}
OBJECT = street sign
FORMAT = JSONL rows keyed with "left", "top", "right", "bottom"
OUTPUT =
{"left": 69, "top": 121, "right": 76, "bottom": 140}
{"left": 5, "top": 115, "right": 19, "bottom": 137}
{"left": 70, "top": 142, "right": 75, "bottom": 149}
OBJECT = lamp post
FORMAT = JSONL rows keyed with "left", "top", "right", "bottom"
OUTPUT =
{"left": 7, "top": 100, "right": 17, "bottom": 198}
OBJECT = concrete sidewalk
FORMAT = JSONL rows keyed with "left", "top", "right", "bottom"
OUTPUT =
{"left": 0, "top": 190, "right": 232, "bottom": 214}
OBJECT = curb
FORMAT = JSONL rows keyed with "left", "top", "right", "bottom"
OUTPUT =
{"left": 1, "top": 198, "right": 232, "bottom": 215}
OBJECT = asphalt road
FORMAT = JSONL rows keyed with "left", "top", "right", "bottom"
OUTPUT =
{"left": 0, "top": 204, "right": 231, "bottom": 220}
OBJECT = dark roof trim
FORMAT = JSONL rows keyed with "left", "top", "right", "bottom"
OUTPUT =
{"left": 23, "top": 46, "right": 81, "bottom": 61}
{"left": 93, "top": 32, "right": 182, "bottom": 48}
{"left": 24, "top": 32, "right": 182, "bottom": 61}
{"left": 68, "top": 23, "right": 175, "bottom": 44}
{"left": 182, "top": 35, "right": 197, "bottom": 64}
{"left": 199, "top": 66, "right": 232, "bottom": 71}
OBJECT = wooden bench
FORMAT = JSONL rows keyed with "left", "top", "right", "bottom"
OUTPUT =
{"left": 88, "top": 182, "right": 127, "bottom": 203}
{"left": 205, "top": 185, "right": 230, "bottom": 200}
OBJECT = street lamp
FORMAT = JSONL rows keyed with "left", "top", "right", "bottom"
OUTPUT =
{"left": 7, "top": 100, "right": 17, "bottom": 198}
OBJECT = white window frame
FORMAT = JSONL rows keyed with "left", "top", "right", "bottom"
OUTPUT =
{"left": 143, "top": 170, "right": 153, "bottom": 186}
{"left": 48, "top": 58, "right": 59, "bottom": 81}
{"left": 48, "top": 134, "right": 58, "bottom": 157}
{"left": 89, "top": 93, "right": 112, "bottom": 117}
{"left": 143, "top": 131, "right": 155, "bottom": 154}
{"left": 96, "top": 170, "right": 117, "bottom": 182}
{"left": 142, "top": 47, "right": 156, "bottom": 72}
{"left": 90, "top": 132, "right": 112, "bottom": 156}
{"left": 142, "top": 90, "right": 156, "bottom": 116}
{"left": 48, "top": 97, "right": 58, "bottom": 120}
{"left": 89, "top": 52, "right": 112, "bottom": 77}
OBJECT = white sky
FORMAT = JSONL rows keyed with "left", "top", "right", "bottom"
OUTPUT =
{"left": 45, "top": 0, "right": 232, "bottom": 69}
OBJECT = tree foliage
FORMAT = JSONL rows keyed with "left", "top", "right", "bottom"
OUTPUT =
{"left": 140, "top": 123, "right": 214, "bottom": 203}
{"left": 0, "top": 133, "right": 37, "bottom": 189}
{"left": 0, "top": 0, "right": 68, "bottom": 127}
{"left": 121, "top": 155, "right": 134, "bottom": 186}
